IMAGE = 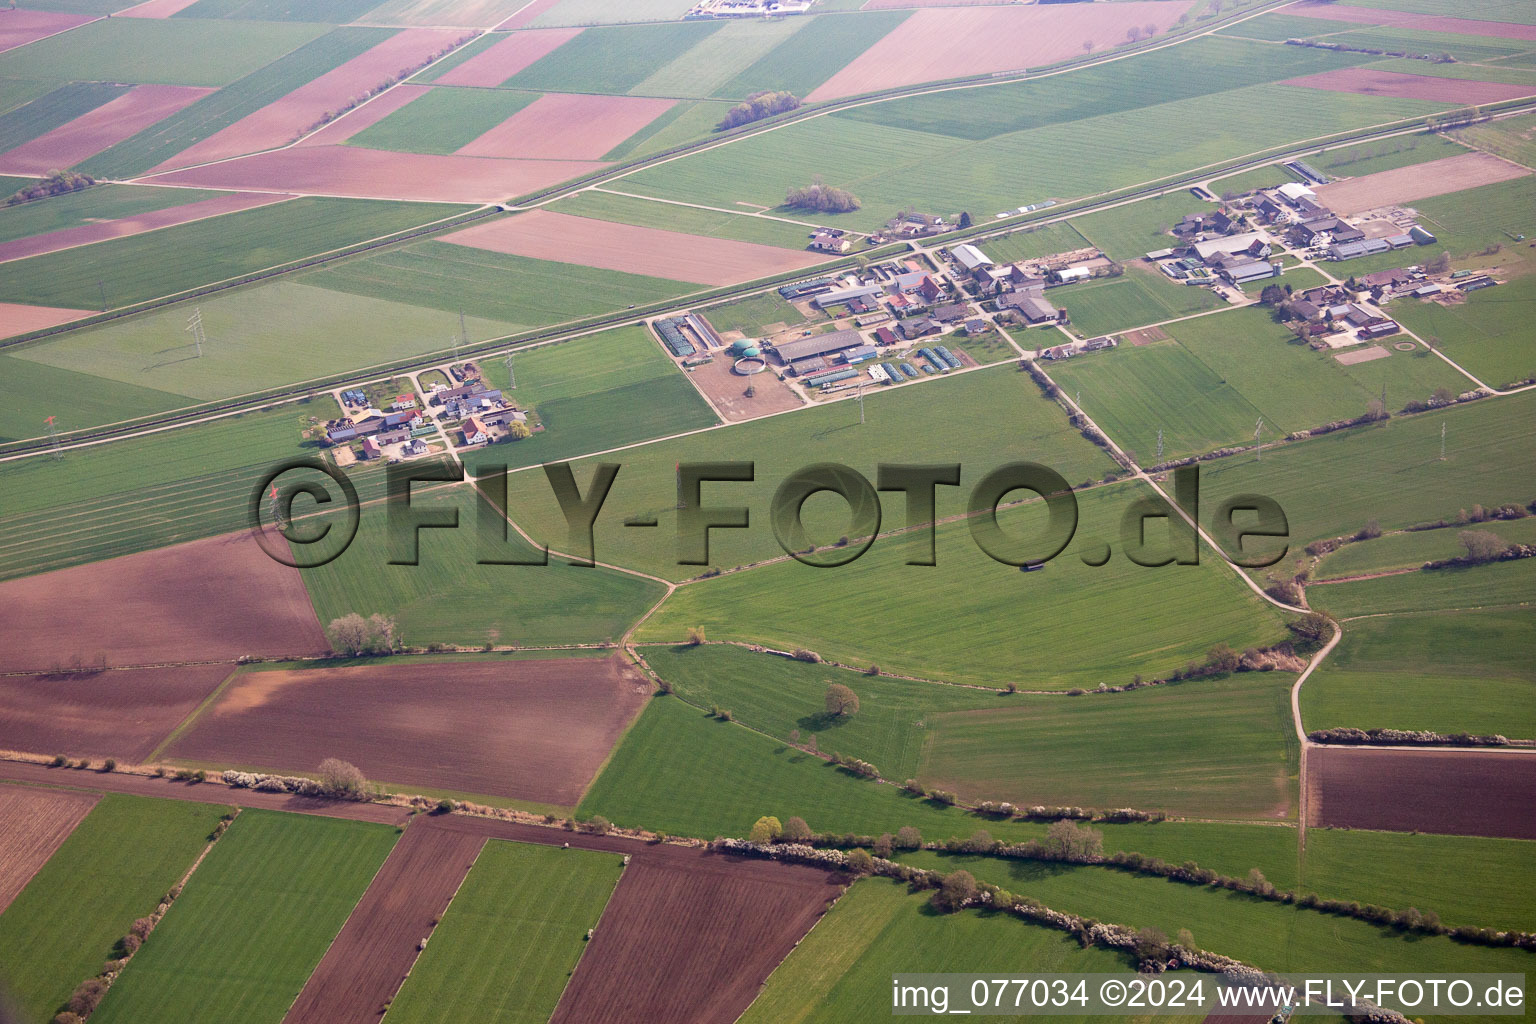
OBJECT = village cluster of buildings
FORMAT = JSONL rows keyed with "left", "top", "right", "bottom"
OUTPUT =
{"left": 324, "top": 372, "right": 530, "bottom": 461}
{"left": 684, "top": 0, "right": 813, "bottom": 17}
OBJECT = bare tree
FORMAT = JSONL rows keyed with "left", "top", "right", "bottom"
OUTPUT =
{"left": 825, "top": 683, "right": 860, "bottom": 717}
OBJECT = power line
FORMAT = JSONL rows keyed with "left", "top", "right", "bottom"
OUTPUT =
{"left": 186, "top": 308, "right": 206, "bottom": 358}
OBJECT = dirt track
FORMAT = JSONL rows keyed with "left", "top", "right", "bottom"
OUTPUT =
{"left": 1308, "top": 746, "right": 1536, "bottom": 839}
{"left": 282, "top": 822, "right": 484, "bottom": 1024}
{"left": 0, "top": 531, "right": 329, "bottom": 673}
{"left": 0, "top": 787, "right": 98, "bottom": 912}
{"left": 0, "top": 664, "right": 232, "bottom": 762}
{"left": 163, "top": 655, "right": 652, "bottom": 805}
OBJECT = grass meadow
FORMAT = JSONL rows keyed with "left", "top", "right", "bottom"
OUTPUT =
{"left": 978, "top": 221, "right": 1088, "bottom": 263}
{"left": 0, "top": 354, "right": 194, "bottom": 442}
{"left": 698, "top": 291, "right": 807, "bottom": 334}
{"left": 1308, "top": 556, "right": 1534, "bottom": 617}
{"left": 1070, "top": 193, "right": 1216, "bottom": 260}
{"left": 638, "top": 481, "right": 1290, "bottom": 688}
{"left": 0, "top": 795, "right": 229, "bottom": 1024}
{"left": 1453, "top": 112, "right": 1536, "bottom": 174}
{"left": 1301, "top": 608, "right": 1535, "bottom": 738}
{"left": 0, "top": 197, "right": 464, "bottom": 312}
{"left": 384, "top": 840, "right": 623, "bottom": 1024}
{"left": 1391, "top": 276, "right": 1536, "bottom": 390}
{"left": 501, "top": 363, "right": 1116, "bottom": 582}
{"left": 1314, "top": 518, "right": 1536, "bottom": 580}
{"left": 91, "top": 810, "right": 399, "bottom": 1024}
{"left": 1055, "top": 270, "right": 1226, "bottom": 340}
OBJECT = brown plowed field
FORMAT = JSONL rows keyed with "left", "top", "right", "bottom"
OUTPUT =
{"left": 296, "top": 84, "right": 429, "bottom": 146}
{"left": 1286, "top": 1, "right": 1536, "bottom": 42}
{"left": 444, "top": 210, "right": 828, "bottom": 286}
{"left": 1308, "top": 746, "right": 1536, "bottom": 839}
{"left": 806, "top": 1, "right": 1192, "bottom": 102}
{"left": 494, "top": 0, "right": 563, "bottom": 30}
{"left": 148, "top": 146, "right": 605, "bottom": 203}
{"left": 0, "top": 788, "right": 98, "bottom": 912}
{"left": 1282, "top": 68, "right": 1535, "bottom": 105}
{"left": 0, "top": 84, "right": 212, "bottom": 174}
{"left": 118, "top": 0, "right": 204, "bottom": 16}
{"left": 282, "top": 821, "right": 485, "bottom": 1024}
{"left": 687, "top": 356, "right": 803, "bottom": 422}
{"left": 549, "top": 847, "right": 845, "bottom": 1024}
{"left": 435, "top": 27, "right": 582, "bottom": 87}
{"left": 0, "top": 192, "right": 295, "bottom": 264}
{"left": 164, "top": 655, "right": 652, "bottom": 805}
{"left": 456, "top": 92, "right": 675, "bottom": 160}
{"left": 0, "top": 10, "right": 92, "bottom": 53}
{"left": 152, "top": 28, "right": 462, "bottom": 171}
{"left": 0, "top": 761, "right": 412, "bottom": 824}
{"left": 0, "top": 531, "right": 328, "bottom": 673}
{"left": 0, "top": 664, "right": 232, "bottom": 762}
{"left": 1313, "top": 151, "right": 1530, "bottom": 215}
{"left": 0, "top": 301, "right": 91, "bottom": 337}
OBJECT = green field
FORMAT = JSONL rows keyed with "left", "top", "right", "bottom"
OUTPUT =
{"left": 0, "top": 16, "right": 330, "bottom": 87}
{"left": 698, "top": 290, "right": 807, "bottom": 335}
{"left": 1208, "top": 163, "right": 1304, "bottom": 197}
{"left": 1048, "top": 338, "right": 1269, "bottom": 461}
{"left": 645, "top": 641, "right": 1296, "bottom": 819}
{"left": 740, "top": 881, "right": 1146, "bottom": 1024}
{"left": 1056, "top": 270, "right": 1226, "bottom": 339}
{"left": 384, "top": 840, "right": 623, "bottom": 1024}
{"left": 977, "top": 221, "right": 1087, "bottom": 264}
{"left": 0, "top": 184, "right": 221, "bottom": 246}
{"left": 923, "top": 673, "right": 1298, "bottom": 819}
{"left": 1216, "top": 11, "right": 1357, "bottom": 42}
{"left": 1392, "top": 276, "right": 1536, "bottom": 389}
{"left": 897, "top": 850, "right": 1536, "bottom": 988}
{"left": 1341, "top": 0, "right": 1536, "bottom": 23}
{"left": 504, "top": 21, "right": 723, "bottom": 94}
{"left": 1301, "top": 608, "right": 1536, "bottom": 737}
{"left": 13, "top": 280, "right": 514, "bottom": 401}
{"left": 1070, "top": 193, "right": 1215, "bottom": 261}
{"left": 81, "top": 26, "right": 393, "bottom": 177}
{"left": 834, "top": 36, "right": 1370, "bottom": 142}
{"left": 0, "top": 81, "right": 130, "bottom": 152}
{"left": 174, "top": 0, "right": 386, "bottom": 20}
{"left": 1325, "top": 25, "right": 1533, "bottom": 63}
{"left": 0, "top": 399, "right": 355, "bottom": 581}
{"left": 1315, "top": 518, "right": 1536, "bottom": 580}
{"left": 0, "top": 794, "right": 229, "bottom": 1024}
{"left": 92, "top": 810, "right": 398, "bottom": 1024}
{"left": 501, "top": 363, "right": 1116, "bottom": 582}
{"left": 527, "top": 0, "right": 696, "bottom": 26}
{"left": 0, "top": 197, "right": 463, "bottom": 312}
{"left": 1302, "top": 829, "right": 1536, "bottom": 933}
{"left": 465, "top": 324, "right": 718, "bottom": 471}
{"left": 630, "top": 16, "right": 808, "bottom": 98}
{"left": 638, "top": 481, "right": 1291, "bottom": 688}
{"left": 1198, "top": 388, "right": 1536, "bottom": 561}
{"left": 1453, "top": 111, "right": 1536, "bottom": 171}
{"left": 710, "top": 10, "right": 910, "bottom": 101}
{"left": 297, "top": 484, "right": 665, "bottom": 648}
{"left": 345, "top": 87, "right": 539, "bottom": 154}
{"left": 1309, "top": 555, "right": 1535, "bottom": 617}
{"left": 1317, "top": 131, "right": 1480, "bottom": 178}
{"left": 598, "top": 98, "right": 736, "bottom": 161}
{"left": 303, "top": 238, "right": 696, "bottom": 330}
{"left": 549, "top": 189, "right": 817, "bottom": 249}
{"left": 0, "top": 354, "right": 194, "bottom": 442}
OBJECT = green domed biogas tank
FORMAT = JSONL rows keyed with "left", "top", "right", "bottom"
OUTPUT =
{"left": 740, "top": 346, "right": 760, "bottom": 358}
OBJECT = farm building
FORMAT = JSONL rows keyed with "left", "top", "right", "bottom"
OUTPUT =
{"left": 839, "top": 345, "right": 878, "bottom": 364}
{"left": 812, "top": 284, "right": 883, "bottom": 311}
{"left": 1409, "top": 225, "right": 1437, "bottom": 245}
{"left": 808, "top": 230, "right": 849, "bottom": 254}
{"left": 1357, "top": 319, "right": 1401, "bottom": 339}
{"left": 1328, "top": 238, "right": 1393, "bottom": 261}
{"left": 898, "top": 318, "right": 940, "bottom": 340}
{"left": 778, "top": 278, "right": 834, "bottom": 300}
{"left": 1192, "top": 232, "right": 1268, "bottom": 260}
{"left": 873, "top": 326, "right": 898, "bottom": 346}
{"left": 1277, "top": 182, "right": 1316, "bottom": 203}
{"left": 772, "top": 328, "right": 865, "bottom": 364}
{"left": 1041, "top": 344, "right": 1076, "bottom": 360}
{"left": 1082, "top": 336, "right": 1116, "bottom": 351}
{"left": 963, "top": 319, "right": 989, "bottom": 336}
{"left": 461, "top": 418, "right": 489, "bottom": 446}
{"left": 952, "top": 244, "right": 993, "bottom": 272}
{"left": 482, "top": 407, "right": 527, "bottom": 428}
{"left": 1000, "top": 292, "right": 1060, "bottom": 324}
{"left": 932, "top": 302, "right": 971, "bottom": 323}
{"left": 359, "top": 438, "right": 382, "bottom": 460}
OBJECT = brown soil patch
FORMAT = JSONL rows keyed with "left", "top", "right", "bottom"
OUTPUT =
{"left": 0, "top": 10, "right": 92, "bottom": 52}
{"left": 444, "top": 209, "right": 828, "bottom": 285}
{"left": 0, "top": 531, "right": 328, "bottom": 673}
{"left": 686, "top": 357, "right": 803, "bottom": 422}
{"left": 494, "top": 0, "right": 563, "bottom": 30}
{"left": 1125, "top": 325, "right": 1168, "bottom": 347}
{"left": 283, "top": 821, "right": 485, "bottom": 1024}
{"left": 118, "top": 0, "right": 204, "bottom": 16}
{"left": 0, "top": 84, "right": 212, "bottom": 175}
{"left": 147, "top": 145, "right": 604, "bottom": 203}
{"left": 806, "top": 1, "right": 1192, "bottom": 102}
{"left": 151, "top": 29, "right": 463, "bottom": 172}
{"left": 0, "top": 787, "right": 98, "bottom": 912}
{"left": 0, "top": 761, "right": 412, "bottom": 824}
{"left": 457, "top": 92, "right": 675, "bottom": 160}
{"left": 0, "top": 301, "right": 92, "bottom": 337}
{"left": 164, "top": 655, "right": 652, "bottom": 805}
{"left": 0, "top": 665, "right": 233, "bottom": 762}
{"left": 1282, "top": 67, "right": 1535, "bottom": 105}
{"left": 550, "top": 844, "right": 844, "bottom": 1024}
{"left": 1334, "top": 344, "right": 1390, "bottom": 365}
{"left": 296, "top": 83, "right": 429, "bottom": 147}
{"left": 1286, "top": 1, "right": 1536, "bottom": 42}
{"left": 0, "top": 192, "right": 295, "bottom": 264}
{"left": 435, "top": 27, "right": 582, "bottom": 87}
{"left": 1308, "top": 746, "right": 1536, "bottom": 839}
{"left": 1314, "top": 151, "right": 1530, "bottom": 215}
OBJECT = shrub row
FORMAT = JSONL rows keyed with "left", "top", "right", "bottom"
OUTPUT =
{"left": 1308, "top": 727, "right": 1511, "bottom": 748}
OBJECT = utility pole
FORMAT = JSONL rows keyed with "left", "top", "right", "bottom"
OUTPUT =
{"left": 856, "top": 380, "right": 865, "bottom": 424}
{"left": 505, "top": 351, "right": 515, "bottom": 389}
{"left": 1156, "top": 428, "right": 1164, "bottom": 464}
{"left": 1254, "top": 417, "right": 1264, "bottom": 460}
{"left": 1441, "top": 421, "right": 1447, "bottom": 461}
{"left": 186, "top": 308, "right": 206, "bottom": 358}
{"left": 44, "top": 415, "right": 62, "bottom": 459}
